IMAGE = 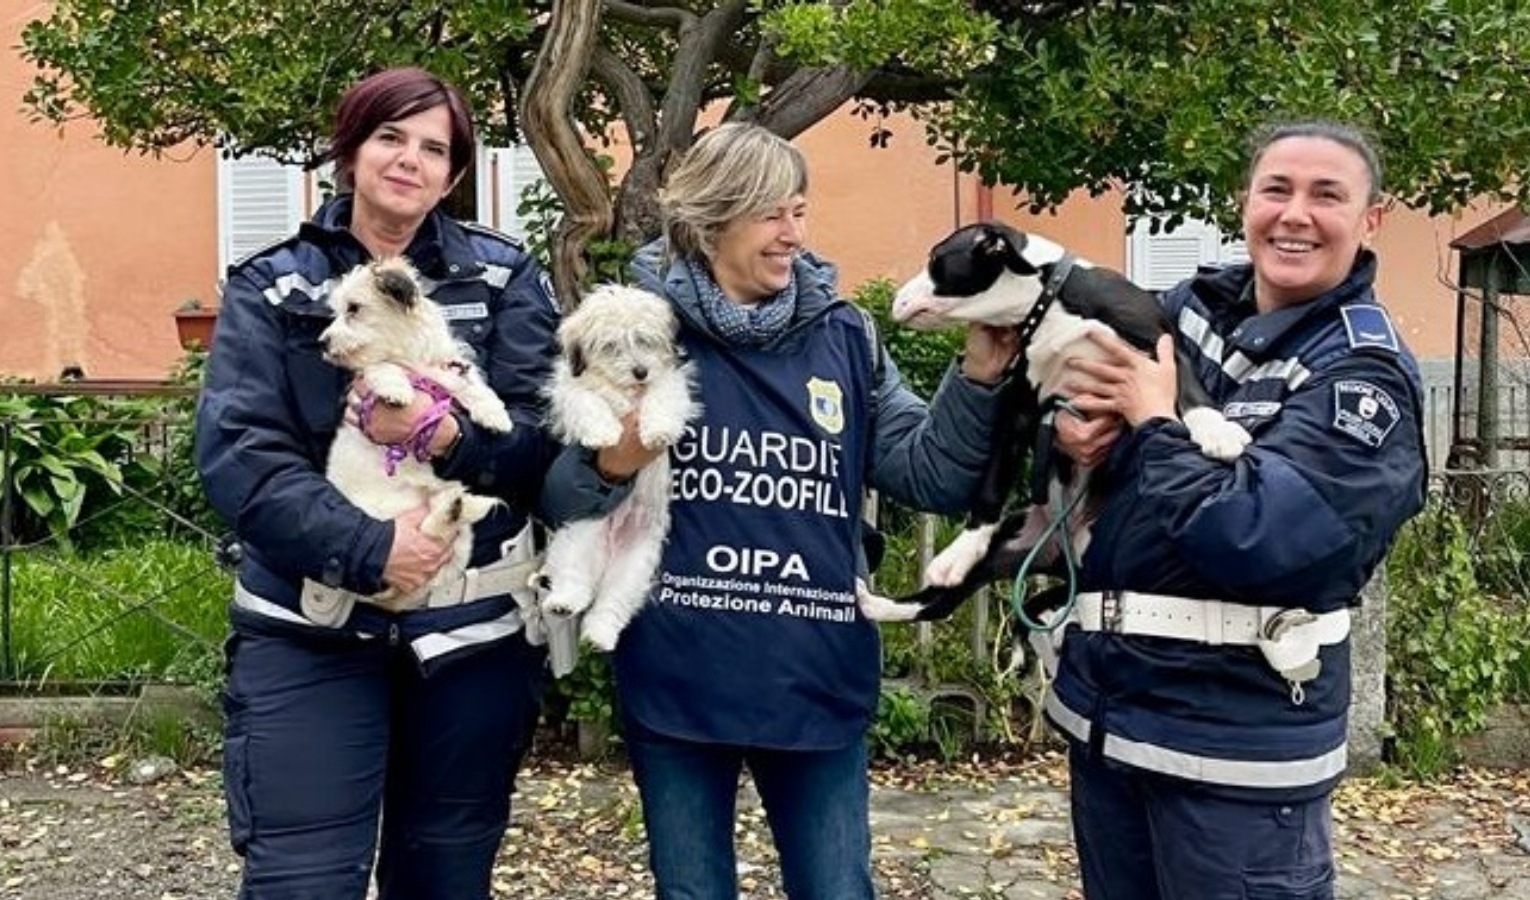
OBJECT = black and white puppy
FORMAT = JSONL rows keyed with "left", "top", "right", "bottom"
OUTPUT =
{"left": 858, "top": 222, "right": 1250, "bottom": 623}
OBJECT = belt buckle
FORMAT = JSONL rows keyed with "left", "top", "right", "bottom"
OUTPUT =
{"left": 1101, "top": 589, "right": 1124, "bottom": 633}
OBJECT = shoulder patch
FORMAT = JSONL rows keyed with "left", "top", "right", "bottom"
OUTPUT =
{"left": 229, "top": 234, "right": 301, "bottom": 271}
{"left": 1332, "top": 379, "right": 1400, "bottom": 448}
{"left": 1340, "top": 305, "right": 1400, "bottom": 354}
{"left": 460, "top": 220, "right": 526, "bottom": 249}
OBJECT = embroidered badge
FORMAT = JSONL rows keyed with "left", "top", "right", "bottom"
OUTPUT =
{"left": 807, "top": 377, "right": 845, "bottom": 435}
{"left": 440, "top": 302, "right": 489, "bottom": 321}
{"left": 1223, "top": 400, "right": 1282, "bottom": 420}
{"left": 1332, "top": 380, "right": 1399, "bottom": 448}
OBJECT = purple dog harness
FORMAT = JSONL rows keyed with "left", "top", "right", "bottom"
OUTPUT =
{"left": 354, "top": 373, "right": 456, "bottom": 475}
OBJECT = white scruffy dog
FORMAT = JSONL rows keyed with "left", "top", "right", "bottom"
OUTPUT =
{"left": 320, "top": 257, "right": 511, "bottom": 612}
{"left": 539, "top": 284, "right": 700, "bottom": 650}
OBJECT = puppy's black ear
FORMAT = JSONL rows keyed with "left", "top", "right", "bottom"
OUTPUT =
{"left": 980, "top": 224, "right": 1038, "bottom": 276}
{"left": 377, "top": 268, "right": 419, "bottom": 309}
{"left": 569, "top": 345, "right": 586, "bottom": 377}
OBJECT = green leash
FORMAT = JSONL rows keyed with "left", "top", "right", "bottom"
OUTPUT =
{"left": 1009, "top": 400, "right": 1090, "bottom": 633}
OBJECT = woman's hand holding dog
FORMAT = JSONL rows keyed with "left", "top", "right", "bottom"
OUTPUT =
{"left": 1063, "top": 332, "right": 1179, "bottom": 428}
{"left": 346, "top": 378, "right": 462, "bottom": 458}
{"left": 959, "top": 324, "right": 1021, "bottom": 385}
{"left": 384, "top": 505, "right": 456, "bottom": 594}
{"left": 593, "top": 411, "right": 665, "bottom": 482}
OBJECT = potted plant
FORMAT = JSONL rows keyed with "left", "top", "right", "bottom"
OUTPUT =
{"left": 173, "top": 298, "right": 218, "bottom": 350}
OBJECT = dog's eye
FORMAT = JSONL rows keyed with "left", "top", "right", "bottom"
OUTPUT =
{"left": 347, "top": 302, "right": 362, "bottom": 316}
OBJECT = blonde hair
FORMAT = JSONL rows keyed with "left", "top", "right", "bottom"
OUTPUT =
{"left": 660, "top": 123, "right": 809, "bottom": 261}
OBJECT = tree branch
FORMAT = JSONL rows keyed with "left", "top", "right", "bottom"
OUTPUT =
{"left": 522, "top": 0, "right": 613, "bottom": 310}
{"left": 613, "top": 0, "right": 752, "bottom": 244}
{"left": 747, "top": 65, "right": 872, "bottom": 139}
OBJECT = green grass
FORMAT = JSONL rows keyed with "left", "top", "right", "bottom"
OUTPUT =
{"left": 4, "top": 538, "right": 229, "bottom": 685}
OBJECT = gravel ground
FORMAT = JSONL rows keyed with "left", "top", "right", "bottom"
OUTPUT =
{"left": 0, "top": 742, "right": 948, "bottom": 900}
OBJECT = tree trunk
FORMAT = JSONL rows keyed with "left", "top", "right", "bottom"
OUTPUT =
{"left": 521, "top": 0, "right": 612, "bottom": 312}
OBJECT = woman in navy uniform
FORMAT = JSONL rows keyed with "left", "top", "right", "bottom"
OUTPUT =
{"left": 195, "top": 67, "right": 617, "bottom": 900}
{"left": 1053, "top": 120, "right": 1427, "bottom": 899}
{"left": 591, "top": 123, "right": 1017, "bottom": 898}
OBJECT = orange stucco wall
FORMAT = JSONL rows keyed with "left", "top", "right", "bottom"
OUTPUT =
{"left": 3, "top": 7, "right": 217, "bottom": 381}
{"left": 3, "top": 8, "right": 1485, "bottom": 379}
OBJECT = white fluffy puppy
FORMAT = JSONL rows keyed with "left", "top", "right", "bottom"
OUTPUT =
{"left": 320, "top": 257, "right": 510, "bottom": 612}
{"left": 539, "top": 284, "right": 700, "bottom": 650}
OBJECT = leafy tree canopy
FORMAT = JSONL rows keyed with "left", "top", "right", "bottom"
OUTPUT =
{"left": 22, "top": 0, "right": 1530, "bottom": 278}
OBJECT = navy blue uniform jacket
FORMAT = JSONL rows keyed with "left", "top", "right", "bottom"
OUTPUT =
{"left": 1048, "top": 253, "right": 1427, "bottom": 799}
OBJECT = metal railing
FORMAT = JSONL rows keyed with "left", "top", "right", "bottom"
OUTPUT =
{"left": 0, "top": 381, "right": 228, "bottom": 684}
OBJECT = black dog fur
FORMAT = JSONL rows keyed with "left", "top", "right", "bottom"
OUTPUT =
{"left": 861, "top": 222, "right": 1247, "bottom": 623}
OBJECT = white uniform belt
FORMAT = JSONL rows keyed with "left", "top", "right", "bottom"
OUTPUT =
{"left": 1072, "top": 591, "right": 1350, "bottom": 647}
{"left": 427, "top": 554, "right": 532, "bottom": 607}
{"left": 234, "top": 554, "right": 534, "bottom": 629}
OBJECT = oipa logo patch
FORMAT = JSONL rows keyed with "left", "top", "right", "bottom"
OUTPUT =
{"left": 806, "top": 377, "right": 844, "bottom": 435}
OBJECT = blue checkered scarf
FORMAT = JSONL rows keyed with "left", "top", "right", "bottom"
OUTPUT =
{"left": 684, "top": 257, "right": 797, "bottom": 347}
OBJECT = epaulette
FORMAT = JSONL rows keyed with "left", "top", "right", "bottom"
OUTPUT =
{"left": 228, "top": 233, "right": 303, "bottom": 271}
{"left": 460, "top": 220, "right": 527, "bottom": 250}
{"left": 1339, "top": 304, "right": 1400, "bottom": 354}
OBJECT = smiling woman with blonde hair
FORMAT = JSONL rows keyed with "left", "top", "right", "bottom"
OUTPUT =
{"left": 570, "top": 121, "right": 1019, "bottom": 899}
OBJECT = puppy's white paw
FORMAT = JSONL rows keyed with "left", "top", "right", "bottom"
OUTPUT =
{"left": 358, "top": 363, "right": 412, "bottom": 406}
{"left": 638, "top": 414, "right": 686, "bottom": 449}
{"left": 1183, "top": 407, "right": 1252, "bottom": 462}
{"left": 469, "top": 404, "right": 513, "bottom": 434}
{"left": 925, "top": 526, "right": 996, "bottom": 587}
{"left": 856, "top": 581, "right": 919, "bottom": 623}
{"left": 580, "top": 609, "right": 623, "bottom": 651}
{"left": 578, "top": 417, "right": 624, "bottom": 449}
{"left": 542, "top": 589, "right": 594, "bottom": 619}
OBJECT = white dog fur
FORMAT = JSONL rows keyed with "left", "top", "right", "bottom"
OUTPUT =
{"left": 320, "top": 257, "right": 510, "bottom": 612}
{"left": 538, "top": 284, "right": 700, "bottom": 650}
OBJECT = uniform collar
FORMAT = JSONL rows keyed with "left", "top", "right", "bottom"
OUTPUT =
{"left": 1202, "top": 251, "right": 1378, "bottom": 358}
{"left": 303, "top": 195, "right": 482, "bottom": 280}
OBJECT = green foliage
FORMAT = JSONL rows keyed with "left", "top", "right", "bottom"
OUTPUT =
{"left": 946, "top": 0, "right": 1530, "bottom": 229}
{"left": 1385, "top": 500, "right": 1530, "bottom": 776}
{"left": 0, "top": 390, "right": 178, "bottom": 550}
{"left": 765, "top": 0, "right": 996, "bottom": 76}
{"left": 853, "top": 279, "right": 963, "bottom": 401}
{"left": 869, "top": 684, "right": 931, "bottom": 761}
{"left": 22, "top": 704, "right": 220, "bottom": 770}
{"left": 25, "top": 0, "right": 1530, "bottom": 242}
{"left": 545, "top": 650, "right": 617, "bottom": 731}
{"left": 21, "top": 1, "right": 537, "bottom": 159}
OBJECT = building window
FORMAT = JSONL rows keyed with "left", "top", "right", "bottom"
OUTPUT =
{"left": 216, "top": 144, "right": 547, "bottom": 274}
{"left": 1125, "top": 218, "right": 1247, "bottom": 291}
{"left": 216, "top": 154, "right": 305, "bottom": 272}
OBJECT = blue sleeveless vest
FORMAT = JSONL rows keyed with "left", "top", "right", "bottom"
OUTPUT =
{"left": 614, "top": 305, "right": 878, "bottom": 749}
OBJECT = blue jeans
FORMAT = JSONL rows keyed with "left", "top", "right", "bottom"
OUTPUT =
{"left": 221, "top": 607, "right": 546, "bottom": 900}
{"left": 625, "top": 727, "right": 876, "bottom": 900}
{"left": 1069, "top": 742, "right": 1335, "bottom": 900}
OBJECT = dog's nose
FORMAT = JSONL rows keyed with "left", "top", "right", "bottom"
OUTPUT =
{"left": 632, "top": 364, "right": 648, "bottom": 381}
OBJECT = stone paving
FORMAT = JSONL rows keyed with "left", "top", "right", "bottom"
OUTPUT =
{"left": 866, "top": 760, "right": 1530, "bottom": 899}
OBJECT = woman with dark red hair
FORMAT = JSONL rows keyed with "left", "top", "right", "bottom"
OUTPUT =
{"left": 195, "top": 67, "right": 621, "bottom": 900}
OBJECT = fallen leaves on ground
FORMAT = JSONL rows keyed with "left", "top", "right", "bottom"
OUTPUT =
{"left": 2, "top": 748, "right": 1527, "bottom": 900}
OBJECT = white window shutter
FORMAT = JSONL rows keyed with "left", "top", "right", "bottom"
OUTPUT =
{"left": 1218, "top": 236, "right": 1249, "bottom": 266}
{"left": 217, "top": 155, "right": 305, "bottom": 271}
{"left": 483, "top": 145, "right": 547, "bottom": 240}
{"left": 1127, "top": 218, "right": 1243, "bottom": 290}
